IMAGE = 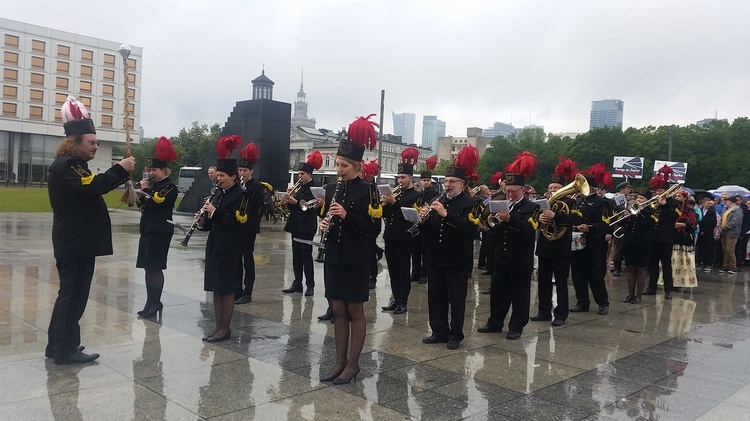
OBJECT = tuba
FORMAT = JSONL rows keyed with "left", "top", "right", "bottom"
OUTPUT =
{"left": 537, "top": 173, "right": 590, "bottom": 241}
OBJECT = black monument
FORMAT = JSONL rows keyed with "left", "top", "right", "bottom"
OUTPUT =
{"left": 178, "top": 70, "right": 292, "bottom": 214}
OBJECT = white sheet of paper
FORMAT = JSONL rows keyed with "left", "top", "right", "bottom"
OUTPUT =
{"left": 400, "top": 207, "right": 420, "bottom": 223}
{"left": 276, "top": 192, "right": 290, "bottom": 200}
{"left": 614, "top": 194, "right": 627, "bottom": 206}
{"left": 534, "top": 199, "right": 550, "bottom": 209}
{"left": 310, "top": 187, "right": 325, "bottom": 198}
{"left": 489, "top": 200, "right": 509, "bottom": 213}
{"left": 377, "top": 185, "right": 393, "bottom": 196}
{"left": 482, "top": 197, "right": 491, "bottom": 206}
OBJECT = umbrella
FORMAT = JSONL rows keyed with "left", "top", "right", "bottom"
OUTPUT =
{"left": 691, "top": 188, "right": 712, "bottom": 200}
{"left": 681, "top": 187, "right": 695, "bottom": 196}
{"left": 712, "top": 185, "right": 750, "bottom": 198}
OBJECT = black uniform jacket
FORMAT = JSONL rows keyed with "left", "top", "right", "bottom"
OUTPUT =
{"left": 421, "top": 185, "right": 440, "bottom": 204}
{"left": 284, "top": 180, "right": 319, "bottom": 237}
{"left": 321, "top": 177, "right": 378, "bottom": 266}
{"left": 423, "top": 191, "right": 477, "bottom": 269}
{"left": 571, "top": 193, "right": 611, "bottom": 240}
{"left": 652, "top": 198, "right": 680, "bottom": 244}
{"left": 137, "top": 177, "right": 178, "bottom": 234}
{"left": 239, "top": 178, "right": 264, "bottom": 234}
{"left": 622, "top": 206, "right": 656, "bottom": 246}
{"left": 492, "top": 197, "right": 539, "bottom": 272}
{"left": 199, "top": 183, "right": 247, "bottom": 254}
{"left": 383, "top": 187, "right": 421, "bottom": 242}
{"left": 48, "top": 154, "right": 129, "bottom": 259}
{"left": 535, "top": 196, "right": 576, "bottom": 259}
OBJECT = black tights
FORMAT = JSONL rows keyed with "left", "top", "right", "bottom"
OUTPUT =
{"left": 141, "top": 270, "right": 165, "bottom": 312}
{"left": 625, "top": 265, "right": 647, "bottom": 298}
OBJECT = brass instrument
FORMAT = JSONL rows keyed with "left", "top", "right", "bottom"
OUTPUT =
{"left": 299, "top": 198, "right": 321, "bottom": 211}
{"left": 469, "top": 185, "right": 481, "bottom": 196}
{"left": 288, "top": 179, "right": 303, "bottom": 197}
{"left": 536, "top": 173, "right": 590, "bottom": 241}
{"left": 478, "top": 188, "right": 506, "bottom": 228}
{"left": 380, "top": 185, "right": 403, "bottom": 205}
{"left": 610, "top": 182, "right": 682, "bottom": 238}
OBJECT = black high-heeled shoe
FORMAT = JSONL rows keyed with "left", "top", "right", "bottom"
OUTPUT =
{"left": 206, "top": 330, "right": 231, "bottom": 342}
{"left": 139, "top": 302, "right": 163, "bottom": 318}
{"left": 319, "top": 367, "right": 345, "bottom": 382}
{"left": 332, "top": 368, "right": 360, "bottom": 385}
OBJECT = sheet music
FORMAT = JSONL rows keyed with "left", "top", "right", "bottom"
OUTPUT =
{"left": 614, "top": 194, "right": 627, "bottom": 206}
{"left": 377, "top": 185, "right": 393, "bottom": 196}
{"left": 400, "top": 207, "right": 420, "bottom": 223}
{"left": 276, "top": 192, "right": 290, "bottom": 200}
{"left": 310, "top": 187, "right": 325, "bottom": 198}
{"left": 534, "top": 199, "right": 550, "bottom": 209}
{"left": 489, "top": 200, "right": 509, "bottom": 213}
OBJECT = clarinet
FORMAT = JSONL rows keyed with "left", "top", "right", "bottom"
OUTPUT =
{"left": 179, "top": 182, "right": 219, "bottom": 247}
{"left": 314, "top": 177, "right": 343, "bottom": 262}
{"left": 406, "top": 191, "right": 448, "bottom": 237}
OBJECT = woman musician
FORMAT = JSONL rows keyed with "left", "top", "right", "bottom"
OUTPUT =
{"left": 317, "top": 115, "right": 380, "bottom": 385}
{"left": 135, "top": 137, "right": 178, "bottom": 318}
{"left": 620, "top": 188, "right": 657, "bottom": 303}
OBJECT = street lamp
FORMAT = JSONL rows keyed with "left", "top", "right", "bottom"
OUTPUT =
{"left": 118, "top": 44, "right": 137, "bottom": 206}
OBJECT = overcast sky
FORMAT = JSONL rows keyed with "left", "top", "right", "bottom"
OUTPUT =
{"left": 6, "top": 0, "right": 749, "bottom": 143}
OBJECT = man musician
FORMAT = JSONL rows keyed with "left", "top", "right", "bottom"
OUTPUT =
{"left": 609, "top": 181, "right": 633, "bottom": 276}
{"left": 234, "top": 142, "right": 264, "bottom": 305}
{"left": 282, "top": 151, "right": 323, "bottom": 296}
{"left": 381, "top": 148, "right": 422, "bottom": 314}
{"left": 478, "top": 152, "right": 539, "bottom": 340}
{"left": 531, "top": 157, "right": 579, "bottom": 327}
{"left": 411, "top": 159, "right": 439, "bottom": 285}
{"left": 569, "top": 163, "right": 612, "bottom": 315}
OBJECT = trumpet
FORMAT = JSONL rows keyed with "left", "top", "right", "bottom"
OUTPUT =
{"left": 300, "top": 198, "right": 322, "bottom": 211}
{"left": 469, "top": 185, "right": 481, "bottom": 196}
{"left": 288, "top": 179, "right": 303, "bottom": 197}
{"left": 380, "top": 185, "right": 403, "bottom": 205}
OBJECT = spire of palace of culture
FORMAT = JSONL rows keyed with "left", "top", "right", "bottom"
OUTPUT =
{"left": 291, "top": 68, "right": 316, "bottom": 129}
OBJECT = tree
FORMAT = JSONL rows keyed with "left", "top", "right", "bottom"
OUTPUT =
{"left": 171, "top": 122, "right": 222, "bottom": 167}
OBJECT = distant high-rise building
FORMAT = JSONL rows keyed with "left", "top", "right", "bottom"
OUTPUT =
{"left": 392, "top": 111, "right": 415, "bottom": 144}
{"left": 421, "top": 115, "right": 445, "bottom": 151}
{"left": 291, "top": 69, "right": 316, "bottom": 128}
{"left": 589, "top": 99, "right": 624, "bottom": 130}
{"left": 696, "top": 118, "right": 727, "bottom": 127}
{"left": 483, "top": 122, "right": 516, "bottom": 138}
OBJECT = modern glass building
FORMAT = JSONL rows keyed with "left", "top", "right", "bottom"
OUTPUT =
{"left": 0, "top": 18, "right": 142, "bottom": 183}
{"left": 392, "top": 111, "right": 415, "bottom": 145}
{"left": 421, "top": 115, "right": 445, "bottom": 152}
{"left": 589, "top": 99, "right": 624, "bottom": 130}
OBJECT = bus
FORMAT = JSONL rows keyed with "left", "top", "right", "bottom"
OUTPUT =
{"left": 178, "top": 166, "right": 202, "bottom": 193}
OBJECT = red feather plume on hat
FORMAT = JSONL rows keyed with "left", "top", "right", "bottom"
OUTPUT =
{"left": 425, "top": 156, "right": 437, "bottom": 171}
{"left": 584, "top": 162, "right": 607, "bottom": 184}
{"left": 400, "top": 147, "right": 419, "bottom": 165}
{"left": 217, "top": 135, "right": 242, "bottom": 159}
{"left": 602, "top": 171, "right": 613, "bottom": 189}
{"left": 362, "top": 159, "right": 380, "bottom": 179}
{"left": 490, "top": 171, "right": 503, "bottom": 186}
{"left": 61, "top": 96, "right": 89, "bottom": 122}
{"left": 649, "top": 164, "right": 674, "bottom": 189}
{"left": 554, "top": 156, "right": 578, "bottom": 181}
{"left": 306, "top": 150, "right": 323, "bottom": 170}
{"left": 240, "top": 142, "right": 259, "bottom": 163}
{"left": 348, "top": 114, "right": 379, "bottom": 150}
{"left": 155, "top": 136, "right": 178, "bottom": 163}
{"left": 453, "top": 145, "right": 479, "bottom": 180}
{"left": 504, "top": 151, "right": 538, "bottom": 178}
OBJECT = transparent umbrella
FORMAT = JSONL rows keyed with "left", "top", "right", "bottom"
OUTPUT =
{"left": 712, "top": 185, "right": 750, "bottom": 198}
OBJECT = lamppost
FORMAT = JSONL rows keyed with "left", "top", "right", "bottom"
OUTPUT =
{"left": 118, "top": 44, "right": 136, "bottom": 205}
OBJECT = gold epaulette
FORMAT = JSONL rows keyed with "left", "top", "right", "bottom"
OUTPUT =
{"left": 468, "top": 212, "right": 480, "bottom": 226}
{"left": 235, "top": 195, "right": 249, "bottom": 223}
{"left": 368, "top": 184, "right": 382, "bottom": 218}
{"left": 528, "top": 216, "right": 539, "bottom": 230}
{"left": 70, "top": 165, "right": 94, "bottom": 185}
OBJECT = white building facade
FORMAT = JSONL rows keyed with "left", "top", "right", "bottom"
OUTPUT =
{"left": 0, "top": 17, "right": 142, "bottom": 182}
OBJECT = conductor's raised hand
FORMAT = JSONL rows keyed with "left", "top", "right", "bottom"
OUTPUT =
{"left": 119, "top": 156, "right": 135, "bottom": 173}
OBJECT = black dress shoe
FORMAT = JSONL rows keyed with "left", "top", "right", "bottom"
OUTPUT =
{"left": 446, "top": 340, "right": 460, "bottom": 350}
{"left": 235, "top": 294, "right": 252, "bottom": 304}
{"left": 418, "top": 277, "right": 428, "bottom": 284}
{"left": 597, "top": 306, "right": 609, "bottom": 315}
{"left": 506, "top": 331, "right": 521, "bottom": 340}
{"left": 530, "top": 314, "right": 552, "bottom": 322}
{"left": 320, "top": 367, "right": 345, "bottom": 382}
{"left": 551, "top": 319, "right": 565, "bottom": 327}
{"left": 282, "top": 285, "right": 303, "bottom": 293}
{"left": 630, "top": 297, "right": 641, "bottom": 304}
{"left": 368, "top": 281, "right": 376, "bottom": 289}
{"left": 318, "top": 311, "right": 334, "bottom": 321}
{"left": 664, "top": 290, "right": 672, "bottom": 300}
{"left": 569, "top": 305, "right": 589, "bottom": 313}
{"left": 481, "top": 271, "right": 492, "bottom": 275}
{"left": 139, "top": 302, "right": 163, "bottom": 318}
{"left": 477, "top": 265, "right": 486, "bottom": 271}
{"left": 422, "top": 335, "right": 449, "bottom": 344}
{"left": 622, "top": 295, "right": 634, "bottom": 303}
{"left": 482, "top": 288, "right": 492, "bottom": 295}
{"left": 45, "top": 345, "right": 84, "bottom": 359}
{"left": 54, "top": 350, "right": 100, "bottom": 365}
{"left": 304, "top": 287, "right": 314, "bottom": 297}
{"left": 642, "top": 288, "right": 657, "bottom": 295}
{"left": 381, "top": 302, "right": 398, "bottom": 311}
{"left": 393, "top": 305, "right": 408, "bottom": 314}
{"left": 206, "top": 331, "right": 231, "bottom": 342}
{"left": 477, "top": 324, "right": 502, "bottom": 333}
{"left": 332, "top": 368, "right": 360, "bottom": 385}
{"left": 613, "top": 269, "right": 621, "bottom": 276}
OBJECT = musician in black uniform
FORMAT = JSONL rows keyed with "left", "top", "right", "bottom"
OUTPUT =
{"left": 569, "top": 164, "right": 611, "bottom": 315}
{"left": 419, "top": 148, "right": 478, "bottom": 350}
{"left": 531, "top": 166, "right": 578, "bottom": 327}
{"left": 282, "top": 151, "right": 322, "bottom": 296}
{"left": 411, "top": 167, "right": 439, "bottom": 284}
{"left": 362, "top": 160, "right": 383, "bottom": 290}
{"left": 610, "top": 181, "right": 633, "bottom": 276}
{"left": 621, "top": 189, "right": 656, "bottom": 303}
{"left": 46, "top": 97, "right": 134, "bottom": 364}
{"left": 135, "top": 137, "right": 179, "bottom": 318}
{"left": 480, "top": 173, "right": 505, "bottom": 295}
{"left": 318, "top": 115, "right": 381, "bottom": 385}
{"left": 200, "top": 136, "right": 251, "bottom": 342}
{"left": 643, "top": 169, "right": 680, "bottom": 299}
{"left": 478, "top": 157, "right": 540, "bottom": 340}
{"left": 382, "top": 148, "right": 421, "bottom": 314}
{"left": 234, "top": 142, "right": 264, "bottom": 305}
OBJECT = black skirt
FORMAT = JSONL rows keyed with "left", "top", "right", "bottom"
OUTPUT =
{"left": 623, "top": 243, "right": 651, "bottom": 268}
{"left": 324, "top": 263, "right": 369, "bottom": 303}
{"left": 136, "top": 232, "right": 173, "bottom": 270}
{"left": 204, "top": 251, "right": 242, "bottom": 294}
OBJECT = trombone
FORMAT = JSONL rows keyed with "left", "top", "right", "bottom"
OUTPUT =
{"left": 609, "top": 182, "right": 682, "bottom": 236}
